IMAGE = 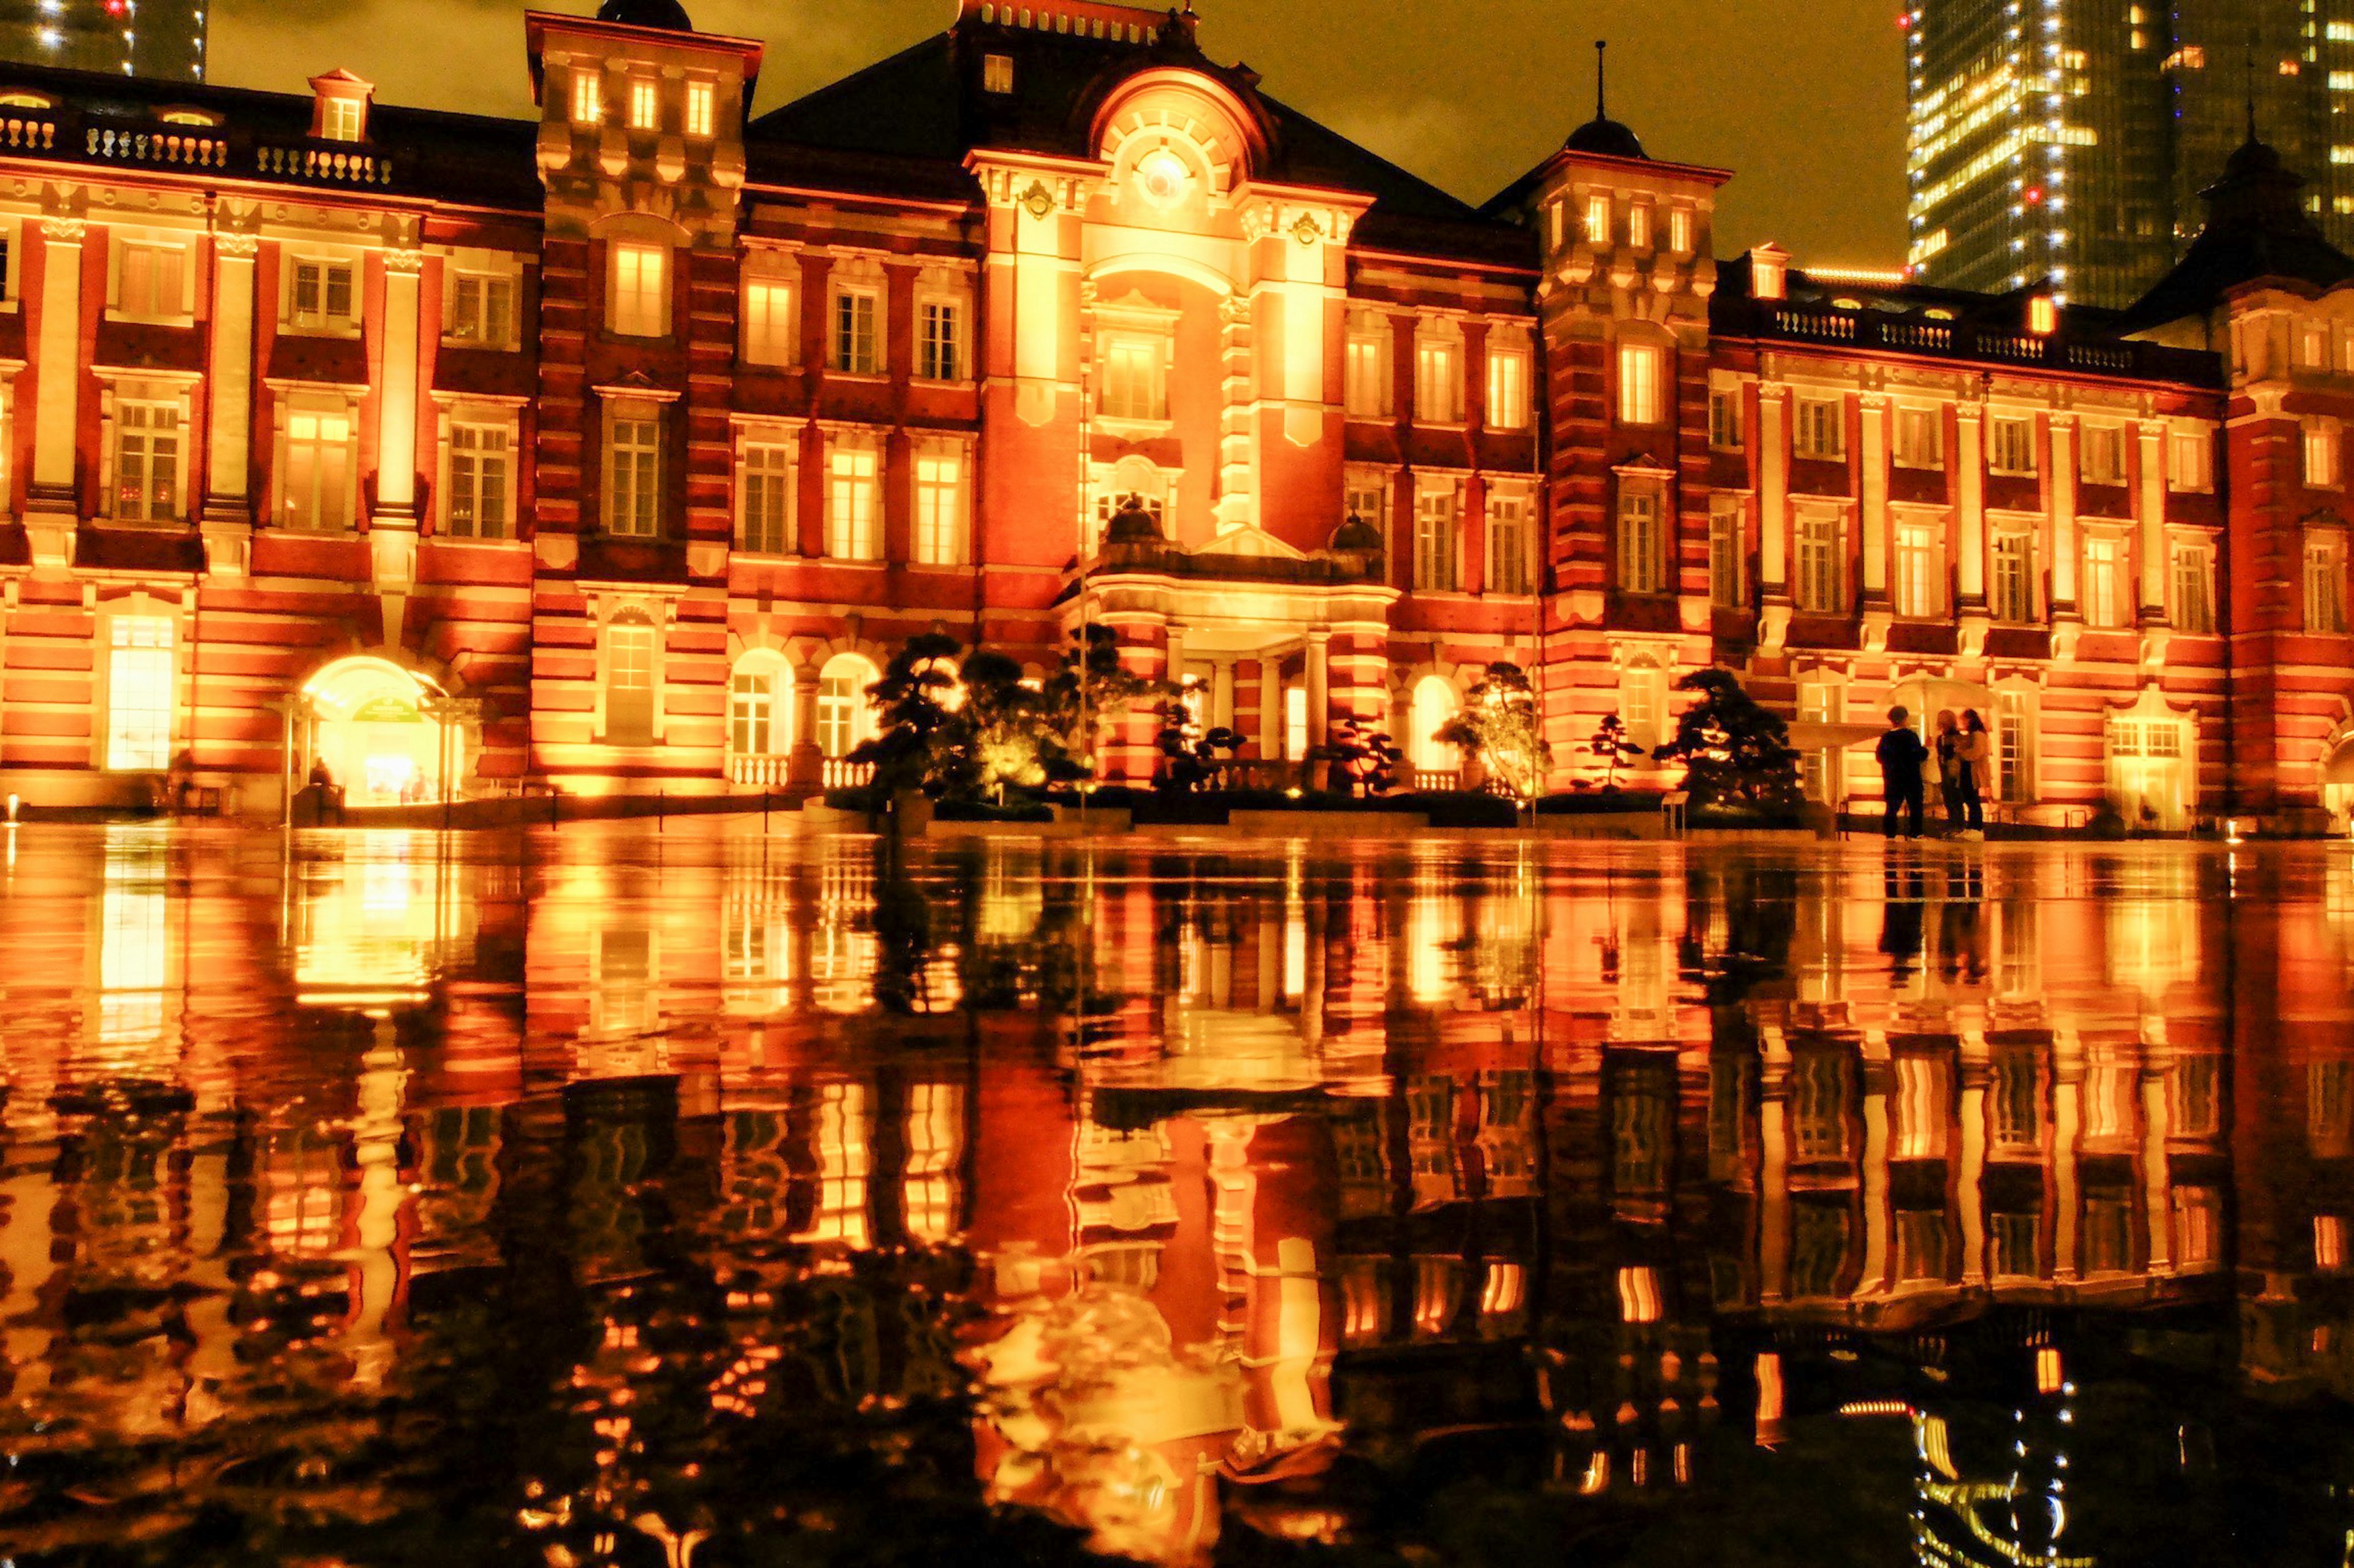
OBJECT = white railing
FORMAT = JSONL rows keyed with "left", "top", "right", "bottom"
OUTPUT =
{"left": 1412, "top": 769, "right": 1463, "bottom": 792}
{"left": 88, "top": 126, "right": 227, "bottom": 168}
{"left": 822, "top": 758, "right": 875, "bottom": 791}
{"left": 729, "top": 753, "right": 790, "bottom": 788}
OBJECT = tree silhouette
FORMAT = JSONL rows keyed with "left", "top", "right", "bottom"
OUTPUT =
{"left": 1650, "top": 666, "right": 1802, "bottom": 814}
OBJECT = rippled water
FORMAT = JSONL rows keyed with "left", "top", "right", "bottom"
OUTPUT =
{"left": 0, "top": 820, "right": 2350, "bottom": 1566}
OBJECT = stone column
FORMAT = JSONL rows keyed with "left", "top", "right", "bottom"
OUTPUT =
{"left": 25, "top": 212, "right": 85, "bottom": 565}
{"left": 1260, "top": 657, "right": 1284, "bottom": 761}
{"left": 1305, "top": 631, "right": 1331, "bottom": 755}
{"left": 200, "top": 232, "right": 260, "bottom": 575}
{"left": 2136, "top": 417, "right": 2169, "bottom": 622}
{"left": 370, "top": 248, "right": 427, "bottom": 652}
{"left": 1858, "top": 392, "right": 1891, "bottom": 604}
{"left": 1756, "top": 381, "right": 1791, "bottom": 649}
{"left": 2047, "top": 414, "right": 2080, "bottom": 618}
{"left": 1165, "top": 622, "right": 1187, "bottom": 701}
{"left": 1958, "top": 1027, "right": 1989, "bottom": 1287}
{"left": 1211, "top": 658, "right": 1236, "bottom": 732}
{"left": 787, "top": 663, "right": 823, "bottom": 788}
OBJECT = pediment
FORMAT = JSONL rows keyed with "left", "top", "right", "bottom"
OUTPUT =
{"left": 1194, "top": 523, "right": 1305, "bottom": 561}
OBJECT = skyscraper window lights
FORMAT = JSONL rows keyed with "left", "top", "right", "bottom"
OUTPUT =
{"left": 104, "top": 617, "right": 173, "bottom": 772}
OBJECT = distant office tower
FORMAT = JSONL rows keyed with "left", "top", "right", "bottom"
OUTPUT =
{"left": 0, "top": 0, "right": 205, "bottom": 81}
{"left": 1906, "top": 0, "right": 2354, "bottom": 306}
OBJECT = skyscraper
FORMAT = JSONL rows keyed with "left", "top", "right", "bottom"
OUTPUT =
{"left": 0, "top": 0, "right": 206, "bottom": 82}
{"left": 1906, "top": 0, "right": 2354, "bottom": 307}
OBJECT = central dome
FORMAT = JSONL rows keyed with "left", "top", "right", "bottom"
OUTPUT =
{"left": 1564, "top": 115, "right": 1648, "bottom": 161}
{"left": 596, "top": 0, "right": 693, "bottom": 30}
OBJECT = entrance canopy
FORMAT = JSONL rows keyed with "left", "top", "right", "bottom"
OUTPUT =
{"left": 302, "top": 658, "right": 455, "bottom": 809}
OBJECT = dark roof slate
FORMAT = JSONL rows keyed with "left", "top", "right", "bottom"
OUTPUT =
{"left": 2117, "top": 136, "right": 2354, "bottom": 333}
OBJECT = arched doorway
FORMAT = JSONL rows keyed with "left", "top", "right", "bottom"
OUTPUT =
{"left": 2326, "top": 736, "right": 2354, "bottom": 831}
{"left": 1408, "top": 676, "right": 1459, "bottom": 779}
{"left": 303, "top": 658, "right": 458, "bottom": 808}
{"left": 815, "top": 653, "right": 882, "bottom": 760}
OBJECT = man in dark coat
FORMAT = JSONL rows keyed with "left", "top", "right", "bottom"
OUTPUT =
{"left": 1875, "top": 707, "right": 1928, "bottom": 840}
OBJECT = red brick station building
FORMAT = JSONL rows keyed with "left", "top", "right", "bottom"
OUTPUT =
{"left": 2, "top": 0, "right": 2353, "bottom": 828}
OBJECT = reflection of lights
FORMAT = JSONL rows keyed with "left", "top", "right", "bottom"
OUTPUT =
{"left": 2035, "top": 1345, "right": 2063, "bottom": 1395}
{"left": 1840, "top": 1399, "right": 1913, "bottom": 1417}
{"left": 1616, "top": 1265, "right": 1662, "bottom": 1323}
{"left": 1579, "top": 1451, "right": 1610, "bottom": 1494}
{"left": 1755, "top": 1352, "right": 1785, "bottom": 1448}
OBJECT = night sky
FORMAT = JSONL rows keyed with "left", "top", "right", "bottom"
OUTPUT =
{"left": 212, "top": 0, "right": 1909, "bottom": 266}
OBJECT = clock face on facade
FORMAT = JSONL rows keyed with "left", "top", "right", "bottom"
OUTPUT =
{"left": 1135, "top": 146, "right": 1190, "bottom": 207}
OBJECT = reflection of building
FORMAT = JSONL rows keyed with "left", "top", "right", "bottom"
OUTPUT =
{"left": 9, "top": 8, "right": 2354, "bottom": 832}
{"left": 0, "top": 0, "right": 206, "bottom": 82}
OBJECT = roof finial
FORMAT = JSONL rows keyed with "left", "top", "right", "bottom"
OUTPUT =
{"left": 2246, "top": 25, "right": 2260, "bottom": 142}
{"left": 1595, "top": 39, "right": 1607, "bottom": 123}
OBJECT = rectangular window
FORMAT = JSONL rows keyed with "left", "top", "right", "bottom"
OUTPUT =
{"left": 918, "top": 299, "right": 963, "bottom": 382}
{"left": 1991, "top": 531, "right": 2036, "bottom": 622}
{"left": 570, "top": 66, "right": 602, "bottom": 124}
{"left": 2171, "top": 541, "right": 2215, "bottom": 633}
{"left": 983, "top": 53, "right": 1015, "bottom": 93}
{"left": 739, "top": 441, "right": 793, "bottom": 555}
{"left": 606, "top": 415, "right": 661, "bottom": 538}
{"left": 604, "top": 622, "right": 657, "bottom": 747}
{"left": 289, "top": 257, "right": 355, "bottom": 330}
{"left": 282, "top": 407, "right": 353, "bottom": 531}
{"left": 1795, "top": 511, "right": 1842, "bottom": 612}
{"left": 1894, "top": 519, "right": 1941, "bottom": 617}
{"left": 1618, "top": 343, "right": 1664, "bottom": 426}
{"left": 609, "top": 242, "right": 668, "bottom": 338}
{"left": 2305, "top": 320, "right": 2331, "bottom": 368}
{"left": 320, "top": 97, "right": 363, "bottom": 142}
{"left": 1487, "top": 488, "right": 1531, "bottom": 595}
{"left": 2168, "top": 428, "right": 2212, "bottom": 491}
{"left": 915, "top": 446, "right": 967, "bottom": 565}
{"left": 2309, "top": 418, "right": 2344, "bottom": 488}
{"left": 1708, "top": 497, "right": 1743, "bottom": 608}
{"left": 743, "top": 276, "right": 793, "bottom": 365}
{"left": 831, "top": 287, "right": 880, "bottom": 375}
{"left": 2083, "top": 534, "right": 2128, "bottom": 627}
{"left": 1628, "top": 204, "right": 1651, "bottom": 249}
{"left": 446, "top": 422, "right": 511, "bottom": 539}
{"left": 104, "top": 617, "right": 173, "bottom": 772}
{"left": 828, "top": 444, "right": 880, "bottom": 560}
{"left": 112, "top": 400, "right": 180, "bottom": 522}
{"left": 729, "top": 671, "right": 774, "bottom": 757}
{"left": 1100, "top": 335, "right": 1165, "bottom": 421}
{"left": 1710, "top": 387, "right": 1744, "bottom": 450}
{"left": 1894, "top": 405, "right": 1943, "bottom": 468}
{"left": 1989, "top": 416, "right": 2036, "bottom": 474}
{"left": 1618, "top": 486, "right": 1666, "bottom": 594}
{"left": 2080, "top": 423, "right": 2127, "bottom": 484}
{"left": 627, "top": 78, "right": 660, "bottom": 131}
{"left": 1585, "top": 192, "right": 1610, "bottom": 243}
{"left": 2308, "top": 535, "right": 2349, "bottom": 631}
{"left": 1344, "top": 474, "right": 1390, "bottom": 552}
{"left": 684, "top": 80, "right": 715, "bottom": 139}
{"left": 117, "top": 241, "right": 185, "bottom": 320}
{"left": 1345, "top": 324, "right": 1391, "bottom": 417}
{"left": 1415, "top": 335, "right": 1463, "bottom": 424}
{"left": 1669, "top": 207, "right": 1693, "bottom": 254}
{"left": 1486, "top": 348, "right": 1530, "bottom": 432}
{"left": 1997, "top": 690, "right": 2032, "bottom": 802}
{"left": 1414, "top": 485, "right": 1459, "bottom": 592}
{"left": 1795, "top": 397, "right": 1845, "bottom": 460}
{"left": 448, "top": 272, "right": 516, "bottom": 348}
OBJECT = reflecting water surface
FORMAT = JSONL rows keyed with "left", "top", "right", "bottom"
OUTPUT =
{"left": 1, "top": 822, "right": 2351, "bottom": 1565}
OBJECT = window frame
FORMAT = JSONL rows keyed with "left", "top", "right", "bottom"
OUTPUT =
{"left": 1414, "top": 323, "right": 1466, "bottom": 426}
{"left": 1617, "top": 341, "right": 1666, "bottom": 428}
{"left": 1345, "top": 317, "right": 1393, "bottom": 419}
{"left": 2081, "top": 530, "right": 2131, "bottom": 628}
{"left": 741, "top": 270, "right": 796, "bottom": 367}
{"left": 2167, "top": 427, "right": 2213, "bottom": 492}
{"left": 2308, "top": 416, "right": 2345, "bottom": 490}
{"left": 1617, "top": 480, "right": 1669, "bottom": 596}
{"left": 1987, "top": 414, "right": 2038, "bottom": 476}
{"left": 112, "top": 235, "right": 192, "bottom": 325}
{"left": 1708, "top": 495, "right": 1744, "bottom": 609}
{"left": 2079, "top": 422, "right": 2128, "bottom": 485}
{"left": 1485, "top": 484, "right": 1533, "bottom": 595}
{"left": 1097, "top": 329, "right": 1170, "bottom": 425}
{"left": 109, "top": 393, "right": 185, "bottom": 525}
{"left": 1708, "top": 387, "right": 1745, "bottom": 451}
{"left": 441, "top": 411, "right": 516, "bottom": 541}
{"left": 913, "top": 440, "right": 970, "bottom": 566}
{"left": 916, "top": 294, "right": 966, "bottom": 384}
{"left": 1412, "top": 481, "right": 1461, "bottom": 593}
{"left": 2307, "top": 529, "right": 2350, "bottom": 633}
{"left": 445, "top": 268, "right": 517, "bottom": 350}
{"left": 608, "top": 240, "right": 670, "bottom": 340}
{"left": 1892, "top": 515, "right": 1943, "bottom": 618}
{"left": 278, "top": 398, "right": 358, "bottom": 533}
{"left": 1989, "top": 527, "right": 2039, "bottom": 623}
{"left": 102, "top": 614, "right": 175, "bottom": 773}
{"left": 829, "top": 284, "right": 882, "bottom": 377}
{"left": 684, "top": 80, "right": 716, "bottom": 139}
{"left": 1794, "top": 395, "right": 1846, "bottom": 461}
{"left": 604, "top": 405, "right": 664, "bottom": 539}
{"left": 1892, "top": 403, "right": 1943, "bottom": 469}
{"left": 2169, "top": 536, "right": 2216, "bottom": 634}
{"left": 1793, "top": 508, "right": 1845, "bottom": 613}
{"left": 736, "top": 433, "right": 795, "bottom": 556}
{"left": 825, "top": 437, "right": 882, "bottom": 561}
{"left": 1485, "top": 343, "right": 1532, "bottom": 433}
{"left": 569, "top": 67, "right": 603, "bottom": 126}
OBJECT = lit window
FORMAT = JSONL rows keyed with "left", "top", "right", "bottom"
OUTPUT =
{"left": 319, "top": 96, "right": 362, "bottom": 142}
{"left": 1669, "top": 207, "right": 1693, "bottom": 254}
{"left": 1795, "top": 511, "right": 1842, "bottom": 612}
{"left": 289, "top": 257, "right": 354, "bottom": 329}
{"left": 1617, "top": 342, "right": 1664, "bottom": 425}
{"left": 1618, "top": 484, "right": 1666, "bottom": 593}
{"left": 915, "top": 444, "right": 967, "bottom": 565}
{"left": 1894, "top": 405, "right": 1942, "bottom": 467}
{"left": 831, "top": 287, "right": 880, "bottom": 375}
{"left": 983, "top": 53, "right": 1015, "bottom": 93}
{"left": 1988, "top": 415, "right": 2036, "bottom": 474}
{"left": 112, "top": 400, "right": 180, "bottom": 522}
{"left": 1709, "top": 387, "right": 1744, "bottom": 449}
{"left": 827, "top": 442, "right": 880, "bottom": 560}
{"left": 817, "top": 658, "right": 878, "bottom": 758}
{"left": 104, "top": 617, "right": 173, "bottom": 772}
{"left": 609, "top": 241, "right": 668, "bottom": 338}
{"left": 446, "top": 422, "right": 511, "bottom": 539}
{"left": 1414, "top": 484, "right": 1459, "bottom": 591}
{"left": 2307, "top": 533, "right": 2349, "bottom": 632}
{"left": 448, "top": 271, "right": 515, "bottom": 347}
{"left": 918, "top": 299, "right": 963, "bottom": 381}
{"left": 1708, "top": 496, "right": 1743, "bottom": 608}
{"left": 1415, "top": 332, "right": 1463, "bottom": 424}
{"left": 1585, "top": 192, "right": 1610, "bottom": 243}
{"left": 2027, "top": 294, "right": 2059, "bottom": 335}
{"left": 1100, "top": 334, "right": 1165, "bottom": 421}
{"left": 2309, "top": 417, "right": 2344, "bottom": 488}
{"left": 2168, "top": 428, "right": 2211, "bottom": 491}
{"left": 1894, "top": 519, "right": 1940, "bottom": 617}
{"left": 742, "top": 275, "right": 793, "bottom": 365}
{"left": 1487, "top": 487, "right": 1531, "bottom": 594}
{"left": 604, "top": 617, "right": 657, "bottom": 747}
{"left": 628, "top": 78, "right": 659, "bottom": 131}
{"left": 1794, "top": 396, "right": 1845, "bottom": 460}
{"left": 739, "top": 440, "right": 794, "bottom": 555}
{"left": 1991, "top": 531, "right": 2036, "bottom": 622}
{"left": 729, "top": 668, "right": 779, "bottom": 758}
{"left": 1628, "top": 203, "right": 1651, "bottom": 249}
{"left": 1487, "top": 346, "right": 1531, "bottom": 432}
{"left": 606, "top": 413, "right": 661, "bottom": 537}
{"left": 2171, "top": 540, "right": 2214, "bottom": 633}
{"left": 570, "top": 66, "right": 601, "bottom": 125}
{"left": 2079, "top": 422, "right": 2126, "bottom": 484}
{"left": 2083, "top": 533, "right": 2128, "bottom": 627}
{"left": 1753, "top": 248, "right": 1786, "bottom": 300}
{"left": 1345, "top": 319, "right": 1392, "bottom": 417}
{"left": 2306, "top": 320, "right": 2333, "bottom": 367}
{"left": 684, "top": 80, "right": 715, "bottom": 138}
{"left": 281, "top": 407, "right": 354, "bottom": 531}
{"left": 116, "top": 240, "right": 185, "bottom": 320}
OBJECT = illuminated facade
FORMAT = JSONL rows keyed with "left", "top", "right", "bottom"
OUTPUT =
{"left": 1904, "top": 0, "right": 2354, "bottom": 307}
{"left": 0, "top": 0, "right": 206, "bottom": 82}
{"left": 3, "top": 1, "right": 2354, "bottom": 827}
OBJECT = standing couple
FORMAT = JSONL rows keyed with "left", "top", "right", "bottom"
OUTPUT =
{"left": 1875, "top": 706, "right": 1993, "bottom": 840}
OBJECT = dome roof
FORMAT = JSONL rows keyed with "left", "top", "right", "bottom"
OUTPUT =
{"left": 596, "top": 0, "right": 693, "bottom": 30}
{"left": 1331, "top": 513, "right": 1383, "bottom": 552}
{"left": 1564, "top": 115, "right": 1648, "bottom": 161}
{"left": 1104, "top": 495, "right": 1164, "bottom": 546}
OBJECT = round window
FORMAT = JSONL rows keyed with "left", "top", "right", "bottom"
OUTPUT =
{"left": 1136, "top": 147, "right": 1190, "bottom": 207}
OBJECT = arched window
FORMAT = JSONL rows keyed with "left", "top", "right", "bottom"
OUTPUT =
{"left": 815, "top": 653, "right": 880, "bottom": 759}
{"left": 728, "top": 652, "right": 790, "bottom": 757}
{"left": 1409, "top": 676, "right": 1460, "bottom": 775}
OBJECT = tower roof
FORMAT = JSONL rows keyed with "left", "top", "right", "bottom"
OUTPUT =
{"left": 1564, "top": 40, "right": 1647, "bottom": 161}
{"left": 595, "top": 0, "right": 693, "bottom": 30}
{"left": 2116, "top": 133, "right": 2354, "bottom": 332}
